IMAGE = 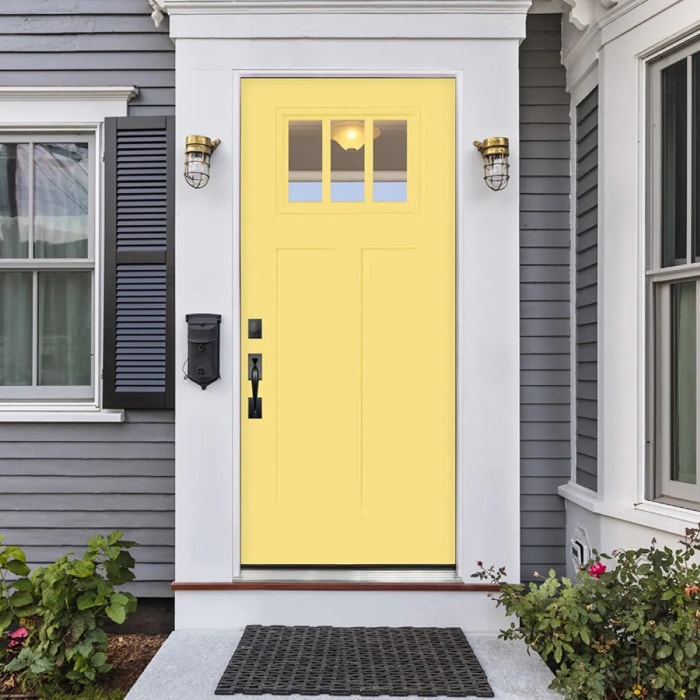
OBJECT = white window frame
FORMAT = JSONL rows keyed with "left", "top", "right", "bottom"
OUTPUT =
{"left": 0, "top": 87, "right": 136, "bottom": 422}
{"left": 648, "top": 41, "right": 700, "bottom": 506}
{"left": 0, "top": 133, "right": 96, "bottom": 401}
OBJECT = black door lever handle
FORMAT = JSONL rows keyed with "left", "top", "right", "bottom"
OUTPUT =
{"left": 248, "top": 356, "right": 262, "bottom": 419}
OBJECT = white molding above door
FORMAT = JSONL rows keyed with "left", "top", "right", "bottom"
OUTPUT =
{"left": 160, "top": 0, "right": 532, "bottom": 14}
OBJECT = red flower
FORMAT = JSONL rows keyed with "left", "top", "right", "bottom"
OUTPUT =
{"left": 588, "top": 562, "right": 606, "bottom": 579}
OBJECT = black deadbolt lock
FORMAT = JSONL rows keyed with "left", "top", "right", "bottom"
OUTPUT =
{"left": 185, "top": 313, "right": 221, "bottom": 390}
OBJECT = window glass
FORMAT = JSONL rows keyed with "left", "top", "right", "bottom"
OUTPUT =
{"left": 331, "top": 120, "right": 366, "bottom": 202}
{"left": 34, "top": 143, "right": 89, "bottom": 259}
{"left": 0, "top": 272, "right": 32, "bottom": 386}
{"left": 288, "top": 121, "right": 322, "bottom": 203}
{"left": 0, "top": 144, "right": 29, "bottom": 258}
{"left": 373, "top": 120, "right": 407, "bottom": 202}
{"left": 670, "top": 282, "right": 697, "bottom": 484}
{"left": 661, "top": 59, "right": 687, "bottom": 267}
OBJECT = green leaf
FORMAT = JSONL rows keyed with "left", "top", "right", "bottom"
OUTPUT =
{"left": 105, "top": 604, "right": 126, "bottom": 624}
{"left": 0, "top": 609, "right": 12, "bottom": 633}
{"left": 77, "top": 592, "right": 97, "bottom": 610}
{"left": 657, "top": 645, "right": 673, "bottom": 659}
{"left": 68, "top": 559, "right": 95, "bottom": 578}
{"left": 686, "top": 641, "right": 698, "bottom": 657}
{"left": 91, "top": 651, "right": 108, "bottom": 667}
{"left": 5, "top": 558, "right": 31, "bottom": 576}
{"left": 10, "top": 591, "right": 33, "bottom": 608}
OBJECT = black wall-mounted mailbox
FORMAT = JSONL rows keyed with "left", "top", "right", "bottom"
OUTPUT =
{"left": 185, "top": 313, "right": 221, "bottom": 390}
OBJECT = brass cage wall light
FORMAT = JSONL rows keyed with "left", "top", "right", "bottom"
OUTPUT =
{"left": 473, "top": 137, "right": 510, "bottom": 191}
{"left": 184, "top": 135, "right": 221, "bottom": 189}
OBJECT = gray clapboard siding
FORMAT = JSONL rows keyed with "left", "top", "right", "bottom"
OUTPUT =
{"left": 0, "top": 411, "right": 174, "bottom": 598}
{"left": 575, "top": 88, "right": 599, "bottom": 492}
{"left": 519, "top": 13, "right": 571, "bottom": 582}
{"left": 0, "top": 1, "right": 174, "bottom": 116}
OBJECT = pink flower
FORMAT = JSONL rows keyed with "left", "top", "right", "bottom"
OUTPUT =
{"left": 588, "top": 562, "right": 606, "bottom": 579}
{"left": 8, "top": 627, "right": 28, "bottom": 649}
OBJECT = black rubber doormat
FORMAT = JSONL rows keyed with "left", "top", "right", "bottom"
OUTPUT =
{"left": 215, "top": 625, "right": 494, "bottom": 697}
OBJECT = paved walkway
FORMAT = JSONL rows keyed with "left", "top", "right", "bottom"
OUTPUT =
{"left": 125, "top": 630, "right": 564, "bottom": 700}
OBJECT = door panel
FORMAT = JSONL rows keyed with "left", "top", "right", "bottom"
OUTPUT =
{"left": 241, "top": 78, "right": 455, "bottom": 565}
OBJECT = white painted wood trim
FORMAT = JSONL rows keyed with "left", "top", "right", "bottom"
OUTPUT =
{"left": 0, "top": 410, "right": 125, "bottom": 423}
{"left": 0, "top": 87, "right": 139, "bottom": 102}
{"left": 161, "top": 0, "right": 533, "bottom": 14}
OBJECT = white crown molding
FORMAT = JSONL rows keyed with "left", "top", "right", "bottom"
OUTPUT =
{"left": 563, "top": 0, "right": 618, "bottom": 30}
{"left": 0, "top": 86, "right": 139, "bottom": 102}
{"left": 159, "top": 0, "right": 533, "bottom": 14}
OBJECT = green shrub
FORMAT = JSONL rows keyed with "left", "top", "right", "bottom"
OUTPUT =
{"left": 0, "top": 531, "right": 137, "bottom": 691}
{"left": 473, "top": 527, "right": 700, "bottom": 699}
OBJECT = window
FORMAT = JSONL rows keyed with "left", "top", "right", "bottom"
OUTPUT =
{"left": 649, "top": 42, "right": 700, "bottom": 505}
{"left": 0, "top": 135, "right": 95, "bottom": 401}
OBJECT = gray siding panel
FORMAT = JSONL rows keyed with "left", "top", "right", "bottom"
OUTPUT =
{"left": 0, "top": 3, "right": 174, "bottom": 116}
{"left": 0, "top": 411, "right": 174, "bottom": 597}
{"left": 575, "top": 88, "right": 599, "bottom": 491}
{"left": 519, "top": 13, "right": 570, "bottom": 582}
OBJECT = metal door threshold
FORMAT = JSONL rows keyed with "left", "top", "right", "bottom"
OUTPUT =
{"left": 238, "top": 568, "right": 460, "bottom": 583}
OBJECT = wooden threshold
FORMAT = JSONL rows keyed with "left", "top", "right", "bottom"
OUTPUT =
{"left": 171, "top": 581, "right": 499, "bottom": 592}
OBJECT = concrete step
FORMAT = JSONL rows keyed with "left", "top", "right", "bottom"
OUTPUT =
{"left": 126, "top": 629, "right": 564, "bottom": 700}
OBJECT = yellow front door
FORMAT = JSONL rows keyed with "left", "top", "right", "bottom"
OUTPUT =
{"left": 241, "top": 78, "right": 455, "bottom": 565}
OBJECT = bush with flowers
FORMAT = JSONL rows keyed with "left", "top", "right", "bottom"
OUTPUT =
{"left": 472, "top": 527, "right": 700, "bottom": 699}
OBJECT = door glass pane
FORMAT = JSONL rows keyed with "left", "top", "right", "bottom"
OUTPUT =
{"left": 662, "top": 59, "right": 687, "bottom": 267}
{"left": 38, "top": 271, "right": 92, "bottom": 386}
{"left": 288, "top": 121, "right": 322, "bottom": 203}
{"left": 34, "top": 142, "right": 89, "bottom": 259}
{"left": 373, "top": 120, "right": 407, "bottom": 202}
{"left": 0, "top": 272, "right": 32, "bottom": 385}
{"left": 331, "top": 120, "right": 366, "bottom": 202}
{"left": 0, "top": 143, "right": 29, "bottom": 258}
{"left": 670, "top": 281, "right": 696, "bottom": 483}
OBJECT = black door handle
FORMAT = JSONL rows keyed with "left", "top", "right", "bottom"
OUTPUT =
{"left": 248, "top": 355, "right": 262, "bottom": 419}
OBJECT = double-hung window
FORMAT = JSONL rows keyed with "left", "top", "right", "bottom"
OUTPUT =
{"left": 0, "top": 134, "right": 95, "bottom": 402}
{"left": 649, "top": 41, "right": 700, "bottom": 505}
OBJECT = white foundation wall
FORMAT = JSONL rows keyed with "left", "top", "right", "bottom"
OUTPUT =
{"left": 560, "top": 0, "right": 700, "bottom": 577}
{"left": 167, "top": 4, "right": 527, "bottom": 628}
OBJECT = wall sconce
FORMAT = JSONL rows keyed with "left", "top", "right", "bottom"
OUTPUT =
{"left": 184, "top": 135, "right": 221, "bottom": 189}
{"left": 473, "top": 137, "right": 510, "bottom": 191}
{"left": 331, "top": 121, "right": 381, "bottom": 151}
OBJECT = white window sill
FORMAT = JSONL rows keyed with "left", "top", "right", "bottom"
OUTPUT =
{"left": 0, "top": 409, "right": 125, "bottom": 423}
{"left": 559, "top": 482, "right": 700, "bottom": 536}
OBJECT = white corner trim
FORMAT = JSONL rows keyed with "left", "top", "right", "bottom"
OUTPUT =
{"left": 563, "top": 0, "right": 618, "bottom": 30}
{"left": 160, "top": 0, "right": 533, "bottom": 13}
{"left": 559, "top": 482, "right": 700, "bottom": 536}
{"left": 0, "top": 87, "right": 139, "bottom": 102}
{"left": 0, "top": 410, "right": 125, "bottom": 423}
{"left": 147, "top": 0, "right": 167, "bottom": 25}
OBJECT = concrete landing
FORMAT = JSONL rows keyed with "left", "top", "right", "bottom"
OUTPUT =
{"left": 125, "top": 630, "right": 563, "bottom": 700}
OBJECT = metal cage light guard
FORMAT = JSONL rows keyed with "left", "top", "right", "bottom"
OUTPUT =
{"left": 473, "top": 137, "right": 510, "bottom": 191}
{"left": 184, "top": 135, "right": 221, "bottom": 189}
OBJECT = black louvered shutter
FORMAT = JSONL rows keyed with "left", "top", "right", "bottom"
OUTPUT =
{"left": 103, "top": 116, "right": 174, "bottom": 409}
